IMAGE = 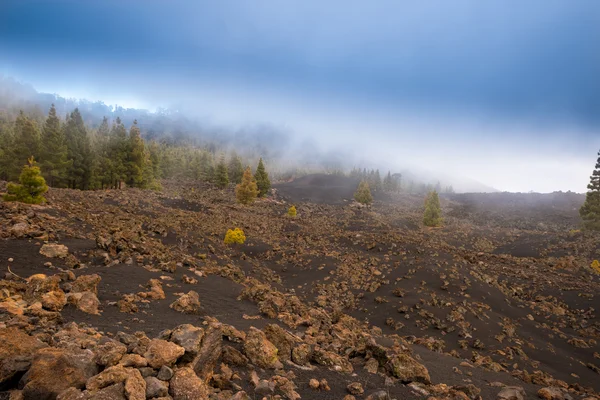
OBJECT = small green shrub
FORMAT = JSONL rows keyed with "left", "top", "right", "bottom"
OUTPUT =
{"left": 3, "top": 156, "right": 48, "bottom": 204}
{"left": 423, "top": 190, "right": 442, "bottom": 227}
{"left": 224, "top": 228, "right": 246, "bottom": 244}
{"left": 354, "top": 180, "right": 373, "bottom": 205}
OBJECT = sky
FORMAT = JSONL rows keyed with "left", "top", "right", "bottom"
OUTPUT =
{"left": 1, "top": 0, "right": 599, "bottom": 192}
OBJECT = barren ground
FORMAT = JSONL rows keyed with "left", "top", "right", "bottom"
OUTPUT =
{"left": 0, "top": 176, "right": 598, "bottom": 400}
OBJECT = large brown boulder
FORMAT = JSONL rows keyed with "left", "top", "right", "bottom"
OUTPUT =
{"left": 86, "top": 365, "right": 145, "bottom": 400}
{"left": 143, "top": 339, "right": 185, "bottom": 369}
{"left": 68, "top": 292, "right": 100, "bottom": 315}
{"left": 243, "top": 327, "right": 280, "bottom": 369}
{"left": 0, "top": 328, "right": 47, "bottom": 389}
{"left": 39, "top": 244, "right": 69, "bottom": 258}
{"left": 386, "top": 353, "right": 430, "bottom": 384}
{"left": 169, "top": 324, "right": 204, "bottom": 357}
{"left": 169, "top": 367, "right": 209, "bottom": 400}
{"left": 20, "top": 347, "right": 99, "bottom": 400}
{"left": 71, "top": 274, "right": 101, "bottom": 295}
{"left": 264, "top": 324, "right": 297, "bottom": 362}
{"left": 169, "top": 291, "right": 201, "bottom": 314}
{"left": 93, "top": 339, "right": 128, "bottom": 367}
{"left": 24, "top": 274, "right": 61, "bottom": 303}
{"left": 137, "top": 279, "right": 165, "bottom": 300}
{"left": 312, "top": 347, "right": 353, "bottom": 373}
{"left": 191, "top": 324, "right": 222, "bottom": 381}
{"left": 41, "top": 290, "right": 67, "bottom": 311}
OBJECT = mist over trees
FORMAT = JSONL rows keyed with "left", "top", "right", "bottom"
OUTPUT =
{"left": 0, "top": 76, "right": 486, "bottom": 193}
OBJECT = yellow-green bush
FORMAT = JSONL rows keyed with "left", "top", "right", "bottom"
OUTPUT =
{"left": 287, "top": 205, "right": 297, "bottom": 217}
{"left": 592, "top": 260, "right": 600, "bottom": 274}
{"left": 224, "top": 228, "right": 246, "bottom": 244}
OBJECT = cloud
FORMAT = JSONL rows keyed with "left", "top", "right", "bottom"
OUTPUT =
{"left": 1, "top": 0, "right": 599, "bottom": 192}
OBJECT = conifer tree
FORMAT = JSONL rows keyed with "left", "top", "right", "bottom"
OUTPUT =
{"left": 374, "top": 169, "right": 382, "bottom": 192}
{"left": 200, "top": 151, "right": 215, "bottom": 182}
{"left": 580, "top": 149, "right": 600, "bottom": 230}
{"left": 423, "top": 190, "right": 443, "bottom": 227}
{"left": 11, "top": 111, "right": 41, "bottom": 180}
{"left": 254, "top": 158, "right": 271, "bottom": 197}
{"left": 354, "top": 180, "right": 373, "bottom": 205}
{"left": 228, "top": 152, "right": 244, "bottom": 184}
{"left": 383, "top": 171, "right": 393, "bottom": 192}
{"left": 0, "top": 121, "right": 13, "bottom": 181}
{"left": 109, "top": 117, "right": 128, "bottom": 188}
{"left": 94, "top": 117, "right": 113, "bottom": 189}
{"left": 41, "top": 104, "right": 70, "bottom": 187}
{"left": 236, "top": 166, "right": 258, "bottom": 205}
{"left": 127, "top": 120, "right": 145, "bottom": 187}
{"left": 215, "top": 154, "right": 229, "bottom": 189}
{"left": 3, "top": 156, "right": 48, "bottom": 204}
{"left": 64, "top": 109, "right": 93, "bottom": 189}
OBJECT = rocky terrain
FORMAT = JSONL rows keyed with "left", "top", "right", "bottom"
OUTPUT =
{"left": 0, "top": 176, "right": 598, "bottom": 400}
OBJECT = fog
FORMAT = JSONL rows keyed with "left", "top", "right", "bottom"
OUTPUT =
{"left": 1, "top": 0, "right": 599, "bottom": 192}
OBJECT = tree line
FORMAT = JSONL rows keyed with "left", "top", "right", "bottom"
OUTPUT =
{"left": 0, "top": 105, "right": 273, "bottom": 192}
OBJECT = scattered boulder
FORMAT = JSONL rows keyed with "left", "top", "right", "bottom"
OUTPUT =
{"left": 157, "top": 366, "right": 174, "bottom": 381}
{"left": 169, "top": 367, "right": 209, "bottom": 400}
{"left": 538, "top": 387, "right": 573, "bottom": 400}
{"left": 312, "top": 347, "right": 353, "bottom": 373}
{"left": 117, "top": 294, "right": 138, "bottom": 313}
{"left": 497, "top": 386, "right": 526, "bottom": 400}
{"left": 137, "top": 279, "right": 165, "bottom": 300}
{"left": 168, "top": 324, "right": 204, "bottom": 356}
{"left": 71, "top": 274, "right": 101, "bottom": 295}
{"left": 0, "top": 328, "right": 47, "bottom": 389}
{"left": 20, "top": 347, "right": 99, "bottom": 399}
{"left": 169, "top": 291, "right": 201, "bottom": 314}
{"left": 93, "top": 339, "right": 128, "bottom": 367}
{"left": 191, "top": 324, "right": 222, "bottom": 381}
{"left": 386, "top": 353, "right": 431, "bottom": 384}
{"left": 10, "top": 222, "right": 30, "bottom": 238}
{"left": 145, "top": 376, "right": 168, "bottom": 398}
{"left": 68, "top": 292, "right": 100, "bottom": 315}
{"left": 85, "top": 365, "right": 146, "bottom": 400}
{"left": 347, "top": 382, "right": 364, "bottom": 395}
{"left": 143, "top": 339, "right": 185, "bottom": 369}
{"left": 39, "top": 244, "right": 69, "bottom": 258}
{"left": 243, "top": 327, "right": 280, "bottom": 369}
{"left": 24, "top": 274, "right": 61, "bottom": 303}
{"left": 264, "top": 323, "right": 296, "bottom": 362}
{"left": 41, "top": 290, "right": 67, "bottom": 311}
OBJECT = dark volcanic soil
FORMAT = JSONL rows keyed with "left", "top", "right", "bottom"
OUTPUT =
{"left": 0, "top": 176, "right": 599, "bottom": 400}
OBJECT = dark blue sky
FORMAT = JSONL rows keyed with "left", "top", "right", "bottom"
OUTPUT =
{"left": 1, "top": 0, "right": 599, "bottom": 191}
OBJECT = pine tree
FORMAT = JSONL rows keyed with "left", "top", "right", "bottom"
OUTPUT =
{"left": 64, "top": 109, "right": 93, "bottom": 189}
{"left": 236, "top": 166, "right": 258, "bottom": 205}
{"left": 354, "top": 180, "right": 373, "bottom": 205}
{"left": 3, "top": 156, "right": 48, "bottom": 204}
{"left": 374, "top": 169, "right": 382, "bottom": 192}
{"left": 0, "top": 120, "right": 13, "bottom": 181}
{"left": 94, "top": 117, "right": 113, "bottom": 189}
{"left": 109, "top": 117, "right": 128, "bottom": 188}
{"left": 228, "top": 152, "right": 244, "bottom": 184}
{"left": 11, "top": 111, "right": 41, "bottom": 180}
{"left": 199, "top": 151, "right": 215, "bottom": 182}
{"left": 580, "top": 149, "right": 600, "bottom": 230}
{"left": 423, "top": 190, "right": 443, "bottom": 227}
{"left": 41, "top": 104, "right": 70, "bottom": 187}
{"left": 215, "top": 154, "right": 229, "bottom": 189}
{"left": 127, "top": 120, "right": 145, "bottom": 187}
{"left": 383, "top": 171, "right": 393, "bottom": 192}
{"left": 254, "top": 158, "right": 271, "bottom": 197}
